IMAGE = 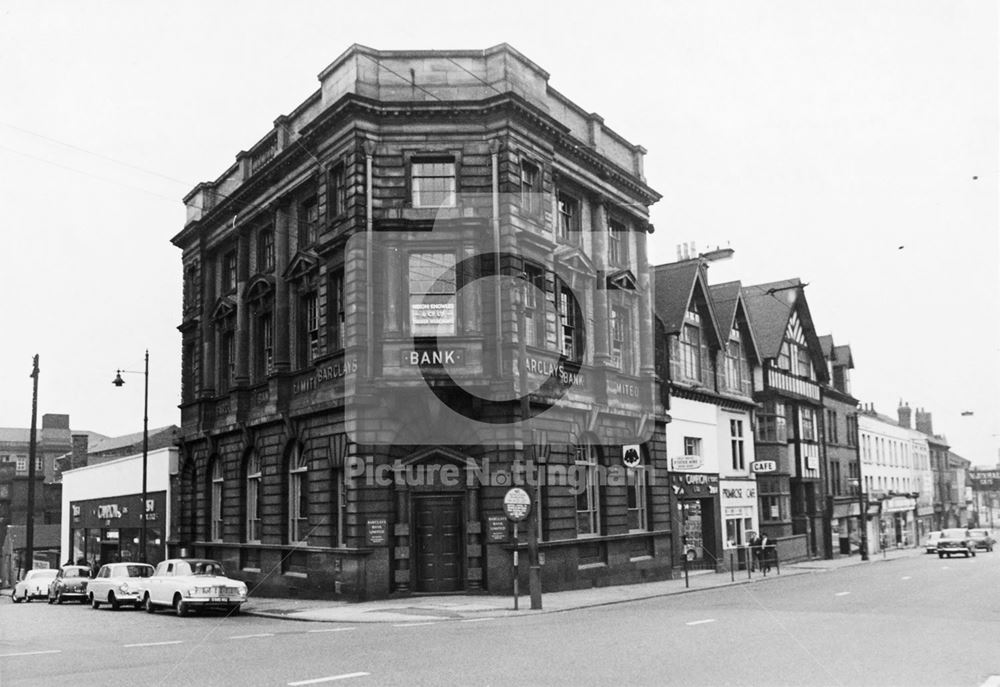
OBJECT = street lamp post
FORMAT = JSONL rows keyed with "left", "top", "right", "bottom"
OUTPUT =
{"left": 513, "top": 274, "right": 542, "bottom": 610}
{"left": 113, "top": 350, "right": 149, "bottom": 563}
{"left": 850, "top": 477, "right": 869, "bottom": 561}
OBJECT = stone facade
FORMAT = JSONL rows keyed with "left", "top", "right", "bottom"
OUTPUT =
{"left": 172, "top": 45, "right": 669, "bottom": 600}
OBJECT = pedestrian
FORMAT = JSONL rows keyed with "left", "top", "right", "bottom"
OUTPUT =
{"left": 759, "top": 532, "right": 771, "bottom": 573}
{"left": 749, "top": 532, "right": 762, "bottom": 572}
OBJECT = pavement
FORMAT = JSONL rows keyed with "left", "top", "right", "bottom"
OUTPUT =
{"left": 239, "top": 545, "right": 926, "bottom": 624}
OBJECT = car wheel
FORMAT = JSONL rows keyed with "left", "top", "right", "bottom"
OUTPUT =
{"left": 109, "top": 593, "right": 120, "bottom": 611}
{"left": 143, "top": 594, "right": 155, "bottom": 614}
{"left": 11, "top": 591, "right": 20, "bottom": 603}
{"left": 938, "top": 552, "right": 944, "bottom": 558}
{"left": 174, "top": 596, "right": 188, "bottom": 617}
{"left": 90, "top": 594, "right": 100, "bottom": 609}
{"left": 229, "top": 605, "right": 240, "bottom": 616}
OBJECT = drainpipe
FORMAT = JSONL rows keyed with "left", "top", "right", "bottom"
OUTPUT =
{"left": 364, "top": 139, "right": 375, "bottom": 378}
{"left": 489, "top": 138, "right": 502, "bottom": 376}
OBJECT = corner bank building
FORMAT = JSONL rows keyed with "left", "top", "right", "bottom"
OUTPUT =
{"left": 172, "top": 44, "right": 669, "bottom": 599}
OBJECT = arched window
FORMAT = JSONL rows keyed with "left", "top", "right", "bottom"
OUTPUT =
{"left": 210, "top": 459, "right": 224, "bottom": 541}
{"left": 288, "top": 445, "right": 308, "bottom": 543}
{"left": 245, "top": 453, "right": 261, "bottom": 542}
{"left": 575, "top": 440, "right": 601, "bottom": 537}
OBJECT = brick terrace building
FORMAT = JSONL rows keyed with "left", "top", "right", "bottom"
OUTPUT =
{"left": 172, "top": 45, "right": 669, "bottom": 599}
{"left": 817, "top": 335, "right": 860, "bottom": 558}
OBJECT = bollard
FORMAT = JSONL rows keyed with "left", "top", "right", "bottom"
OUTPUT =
{"left": 684, "top": 554, "right": 689, "bottom": 588}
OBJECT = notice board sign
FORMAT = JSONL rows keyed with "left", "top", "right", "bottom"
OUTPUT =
{"left": 487, "top": 515, "right": 509, "bottom": 543}
{"left": 365, "top": 518, "right": 388, "bottom": 546}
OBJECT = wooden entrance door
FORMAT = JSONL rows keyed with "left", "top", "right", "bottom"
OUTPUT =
{"left": 414, "top": 496, "right": 463, "bottom": 593}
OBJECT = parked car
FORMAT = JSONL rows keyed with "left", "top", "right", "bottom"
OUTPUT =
{"left": 88, "top": 562, "right": 154, "bottom": 610}
{"left": 138, "top": 558, "right": 247, "bottom": 616}
{"left": 967, "top": 528, "right": 995, "bottom": 552}
{"left": 936, "top": 528, "right": 977, "bottom": 558}
{"left": 924, "top": 531, "right": 943, "bottom": 553}
{"left": 10, "top": 568, "right": 57, "bottom": 603}
{"left": 47, "top": 565, "right": 91, "bottom": 604}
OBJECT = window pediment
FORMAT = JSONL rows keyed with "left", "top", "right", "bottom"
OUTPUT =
{"left": 246, "top": 274, "right": 275, "bottom": 302}
{"left": 552, "top": 245, "right": 595, "bottom": 276}
{"left": 283, "top": 250, "right": 320, "bottom": 282}
{"left": 211, "top": 295, "right": 238, "bottom": 322}
{"left": 605, "top": 268, "right": 637, "bottom": 291}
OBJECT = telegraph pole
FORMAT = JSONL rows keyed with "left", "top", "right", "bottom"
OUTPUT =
{"left": 25, "top": 355, "right": 40, "bottom": 573}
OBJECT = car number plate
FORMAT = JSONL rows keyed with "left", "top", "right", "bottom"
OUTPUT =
{"left": 210, "top": 597, "right": 233, "bottom": 603}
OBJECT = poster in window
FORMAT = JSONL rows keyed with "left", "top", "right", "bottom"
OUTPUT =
{"left": 410, "top": 297, "right": 456, "bottom": 337}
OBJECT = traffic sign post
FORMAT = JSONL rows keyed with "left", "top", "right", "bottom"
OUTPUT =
{"left": 503, "top": 487, "right": 531, "bottom": 611}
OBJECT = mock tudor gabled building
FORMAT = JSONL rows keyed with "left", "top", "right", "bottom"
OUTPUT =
{"left": 652, "top": 262, "right": 761, "bottom": 571}
{"left": 742, "top": 280, "right": 829, "bottom": 560}
{"left": 172, "top": 45, "right": 668, "bottom": 600}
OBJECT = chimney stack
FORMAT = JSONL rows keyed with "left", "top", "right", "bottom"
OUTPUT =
{"left": 898, "top": 401, "right": 912, "bottom": 429}
{"left": 915, "top": 408, "right": 933, "bottom": 435}
{"left": 70, "top": 434, "right": 89, "bottom": 470}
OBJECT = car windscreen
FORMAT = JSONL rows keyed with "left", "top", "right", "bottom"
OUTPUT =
{"left": 941, "top": 529, "right": 967, "bottom": 538}
{"left": 191, "top": 561, "right": 225, "bottom": 576}
{"left": 63, "top": 568, "right": 88, "bottom": 577}
{"left": 126, "top": 565, "right": 154, "bottom": 578}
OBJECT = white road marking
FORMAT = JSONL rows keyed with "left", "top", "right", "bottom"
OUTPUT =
{"left": 307, "top": 627, "right": 356, "bottom": 633}
{"left": 685, "top": 619, "right": 716, "bottom": 626}
{"left": 835, "top": 592, "right": 851, "bottom": 597}
{"left": 0, "top": 649, "right": 62, "bottom": 658}
{"left": 978, "top": 676, "right": 1000, "bottom": 687}
{"left": 901, "top": 576, "right": 912, "bottom": 580}
{"left": 123, "top": 640, "right": 184, "bottom": 648}
{"left": 393, "top": 622, "right": 438, "bottom": 627}
{"left": 288, "top": 673, "right": 370, "bottom": 685}
{"left": 941, "top": 566, "right": 950, "bottom": 570}
{"left": 461, "top": 618, "right": 495, "bottom": 622}
{"left": 229, "top": 633, "right": 274, "bottom": 640}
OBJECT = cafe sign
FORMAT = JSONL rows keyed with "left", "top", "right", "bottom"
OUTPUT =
{"left": 751, "top": 460, "right": 777, "bottom": 474}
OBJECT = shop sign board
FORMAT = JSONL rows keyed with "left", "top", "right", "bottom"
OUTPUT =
{"left": 751, "top": 460, "right": 777, "bottom": 473}
{"left": 671, "top": 454, "right": 703, "bottom": 471}
{"left": 70, "top": 491, "right": 166, "bottom": 529}
{"left": 669, "top": 473, "right": 719, "bottom": 498}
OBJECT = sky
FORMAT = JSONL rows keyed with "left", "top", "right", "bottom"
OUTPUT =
{"left": 0, "top": 1, "right": 996, "bottom": 466}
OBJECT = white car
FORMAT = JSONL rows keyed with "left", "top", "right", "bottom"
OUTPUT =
{"left": 10, "top": 569, "right": 57, "bottom": 603}
{"left": 139, "top": 558, "right": 248, "bottom": 616}
{"left": 88, "top": 563, "right": 154, "bottom": 610}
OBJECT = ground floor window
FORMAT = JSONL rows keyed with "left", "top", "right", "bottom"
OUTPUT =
{"left": 725, "top": 517, "right": 754, "bottom": 548}
{"left": 69, "top": 527, "right": 164, "bottom": 567}
{"left": 627, "top": 467, "right": 648, "bottom": 531}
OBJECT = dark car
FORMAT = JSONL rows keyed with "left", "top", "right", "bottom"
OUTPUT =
{"left": 968, "top": 528, "right": 995, "bottom": 552}
{"left": 47, "top": 565, "right": 91, "bottom": 604}
{"left": 936, "top": 528, "right": 976, "bottom": 558}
